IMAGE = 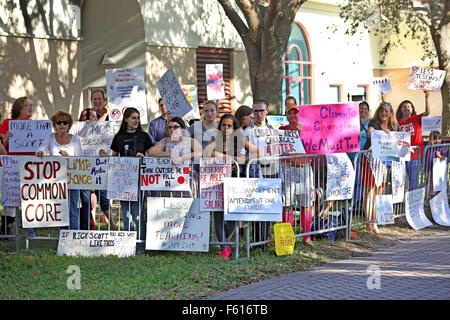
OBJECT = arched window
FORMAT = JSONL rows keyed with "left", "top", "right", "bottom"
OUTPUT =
{"left": 282, "top": 22, "right": 312, "bottom": 112}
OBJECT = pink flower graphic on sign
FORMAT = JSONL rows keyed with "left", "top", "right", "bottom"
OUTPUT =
{"left": 207, "top": 73, "right": 224, "bottom": 93}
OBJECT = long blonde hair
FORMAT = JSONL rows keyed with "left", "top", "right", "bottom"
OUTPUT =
{"left": 372, "top": 102, "right": 397, "bottom": 131}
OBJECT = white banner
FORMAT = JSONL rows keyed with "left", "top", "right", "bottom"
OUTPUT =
{"left": 373, "top": 77, "right": 392, "bottom": 94}
{"left": 140, "top": 157, "right": 190, "bottom": 191}
{"left": 391, "top": 161, "right": 406, "bottom": 203}
{"left": 1, "top": 155, "right": 21, "bottom": 207}
{"left": 325, "top": 153, "right": 355, "bottom": 200}
{"left": 421, "top": 116, "right": 442, "bottom": 132}
{"left": 157, "top": 69, "right": 193, "bottom": 119}
{"left": 107, "top": 157, "right": 140, "bottom": 201}
{"left": 224, "top": 178, "right": 282, "bottom": 222}
{"left": 66, "top": 157, "right": 108, "bottom": 190}
{"left": 8, "top": 120, "right": 52, "bottom": 153}
{"left": 406, "top": 66, "right": 446, "bottom": 92}
{"left": 430, "top": 191, "right": 450, "bottom": 227}
{"left": 19, "top": 156, "right": 69, "bottom": 228}
{"left": 145, "top": 198, "right": 210, "bottom": 252}
{"left": 405, "top": 188, "right": 432, "bottom": 230}
{"left": 376, "top": 194, "right": 394, "bottom": 225}
{"left": 199, "top": 158, "right": 232, "bottom": 212}
{"left": 57, "top": 230, "right": 137, "bottom": 257}
{"left": 70, "top": 121, "right": 121, "bottom": 157}
{"left": 106, "top": 67, "right": 148, "bottom": 124}
{"left": 433, "top": 157, "right": 447, "bottom": 192}
{"left": 371, "top": 130, "right": 411, "bottom": 161}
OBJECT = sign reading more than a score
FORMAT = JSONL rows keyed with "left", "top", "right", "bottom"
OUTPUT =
{"left": 9, "top": 120, "right": 52, "bottom": 153}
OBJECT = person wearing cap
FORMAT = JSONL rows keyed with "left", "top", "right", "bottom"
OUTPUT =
{"left": 279, "top": 103, "right": 315, "bottom": 246}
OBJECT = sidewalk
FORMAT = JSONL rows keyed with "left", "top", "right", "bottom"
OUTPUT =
{"left": 208, "top": 228, "right": 450, "bottom": 300}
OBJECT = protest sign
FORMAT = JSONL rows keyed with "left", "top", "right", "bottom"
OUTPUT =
{"left": 140, "top": 157, "right": 190, "bottom": 192}
{"left": 376, "top": 194, "right": 394, "bottom": 225}
{"left": 421, "top": 116, "right": 442, "bottom": 132}
{"left": 224, "top": 178, "right": 282, "bottom": 222}
{"left": 299, "top": 103, "right": 360, "bottom": 154}
{"left": 181, "top": 84, "right": 200, "bottom": 120}
{"left": 433, "top": 157, "right": 447, "bottom": 192}
{"left": 206, "top": 64, "right": 225, "bottom": 100}
{"left": 105, "top": 67, "right": 148, "bottom": 124}
{"left": 267, "top": 116, "right": 289, "bottom": 129}
{"left": 429, "top": 191, "right": 450, "bottom": 227}
{"left": 274, "top": 223, "right": 295, "bottom": 256}
{"left": 405, "top": 188, "right": 432, "bottom": 230}
{"left": 200, "top": 158, "right": 232, "bottom": 212}
{"left": 107, "top": 157, "right": 140, "bottom": 201}
{"left": 325, "top": 153, "right": 355, "bottom": 200}
{"left": 19, "top": 156, "right": 69, "bottom": 228}
{"left": 371, "top": 130, "right": 411, "bottom": 161}
{"left": 145, "top": 198, "right": 209, "bottom": 252}
{"left": 1, "top": 155, "right": 21, "bottom": 207}
{"left": 366, "top": 151, "right": 388, "bottom": 188}
{"left": 373, "top": 77, "right": 392, "bottom": 94}
{"left": 264, "top": 129, "right": 306, "bottom": 156}
{"left": 406, "top": 66, "right": 446, "bottom": 91}
{"left": 57, "top": 230, "right": 137, "bottom": 257}
{"left": 66, "top": 157, "right": 108, "bottom": 190}
{"left": 8, "top": 120, "right": 52, "bottom": 153}
{"left": 157, "top": 69, "right": 193, "bottom": 118}
{"left": 391, "top": 161, "right": 406, "bottom": 203}
{"left": 70, "top": 121, "right": 121, "bottom": 156}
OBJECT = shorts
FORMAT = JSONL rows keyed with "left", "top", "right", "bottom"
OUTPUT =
{"left": 282, "top": 164, "right": 315, "bottom": 207}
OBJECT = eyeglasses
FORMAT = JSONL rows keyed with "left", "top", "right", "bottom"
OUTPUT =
{"left": 167, "top": 125, "right": 181, "bottom": 130}
{"left": 253, "top": 109, "right": 267, "bottom": 114}
{"left": 56, "top": 121, "right": 69, "bottom": 125}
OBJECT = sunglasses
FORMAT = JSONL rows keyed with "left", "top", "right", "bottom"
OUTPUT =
{"left": 56, "top": 120, "right": 69, "bottom": 125}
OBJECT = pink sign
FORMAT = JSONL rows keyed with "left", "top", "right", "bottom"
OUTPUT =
{"left": 298, "top": 103, "right": 360, "bottom": 154}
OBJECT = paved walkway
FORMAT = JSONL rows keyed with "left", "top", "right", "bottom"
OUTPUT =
{"left": 208, "top": 229, "right": 450, "bottom": 300}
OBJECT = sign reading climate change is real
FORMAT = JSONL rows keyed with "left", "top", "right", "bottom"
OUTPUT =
{"left": 299, "top": 103, "right": 360, "bottom": 154}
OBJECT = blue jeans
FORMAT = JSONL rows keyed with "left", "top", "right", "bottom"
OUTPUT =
{"left": 406, "top": 160, "right": 419, "bottom": 191}
{"left": 120, "top": 192, "right": 146, "bottom": 240}
{"left": 61, "top": 189, "right": 80, "bottom": 230}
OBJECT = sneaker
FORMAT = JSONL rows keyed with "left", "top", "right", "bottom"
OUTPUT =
{"left": 303, "top": 238, "right": 314, "bottom": 247}
{"left": 220, "top": 248, "right": 230, "bottom": 259}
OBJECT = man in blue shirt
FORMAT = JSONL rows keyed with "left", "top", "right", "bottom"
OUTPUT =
{"left": 148, "top": 98, "right": 168, "bottom": 147}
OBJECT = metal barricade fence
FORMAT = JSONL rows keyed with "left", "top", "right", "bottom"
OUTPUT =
{"left": 421, "top": 143, "right": 450, "bottom": 204}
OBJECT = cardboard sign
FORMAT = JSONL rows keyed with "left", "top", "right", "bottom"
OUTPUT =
{"left": 8, "top": 120, "right": 52, "bottom": 153}
{"left": 263, "top": 129, "right": 306, "bottom": 156}
{"left": 373, "top": 77, "right": 392, "bottom": 94}
{"left": 105, "top": 67, "right": 148, "bottom": 124}
{"left": 299, "top": 103, "right": 360, "bottom": 154}
{"left": 406, "top": 66, "right": 446, "bottom": 91}
{"left": 181, "top": 84, "right": 200, "bottom": 120}
{"left": 199, "top": 158, "right": 232, "bottom": 212}
{"left": 157, "top": 69, "right": 193, "bottom": 118}
{"left": 57, "top": 230, "right": 137, "bottom": 257}
{"left": 433, "top": 157, "right": 448, "bottom": 192}
{"left": 206, "top": 64, "right": 225, "bottom": 100}
{"left": 421, "top": 116, "right": 442, "bottom": 132}
{"left": 371, "top": 130, "right": 411, "bottom": 161}
{"left": 140, "top": 157, "right": 190, "bottom": 191}
{"left": 274, "top": 223, "right": 295, "bottom": 256}
{"left": 70, "top": 121, "right": 121, "bottom": 157}
{"left": 19, "top": 156, "right": 69, "bottom": 228}
{"left": 224, "top": 178, "right": 282, "bottom": 222}
{"left": 430, "top": 191, "right": 450, "bottom": 227}
{"left": 145, "top": 198, "right": 210, "bottom": 252}
{"left": 1, "top": 155, "right": 21, "bottom": 207}
{"left": 107, "top": 157, "right": 140, "bottom": 201}
{"left": 267, "top": 116, "right": 289, "bottom": 129}
{"left": 376, "top": 194, "right": 394, "bottom": 225}
{"left": 391, "top": 161, "right": 406, "bottom": 203}
{"left": 405, "top": 188, "right": 432, "bottom": 230}
{"left": 66, "top": 157, "right": 108, "bottom": 190}
{"left": 325, "top": 153, "right": 355, "bottom": 200}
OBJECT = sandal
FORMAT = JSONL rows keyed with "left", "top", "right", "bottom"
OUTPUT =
{"left": 303, "top": 238, "right": 314, "bottom": 247}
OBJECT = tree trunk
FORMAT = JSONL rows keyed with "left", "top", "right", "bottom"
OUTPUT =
{"left": 439, "top": 24, "right": 450, "bottom": 136}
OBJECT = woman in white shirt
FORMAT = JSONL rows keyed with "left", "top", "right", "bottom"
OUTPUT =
{"left": 36, "top": 111, "right": 82, "bottom": 230}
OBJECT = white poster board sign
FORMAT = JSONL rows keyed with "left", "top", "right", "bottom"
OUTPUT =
{"left": 367, "top": 151, "right": 388, "bottom": 188}
{"left": 421, "top": 116, "right": 442, "bottom": 132}
{"left": 433, "top": 157, "right": 448, "bottom": 192}
{"left": 157, "top": 69, "right": 193, "bottom": 118}
{"left": 66, "top": 157, "right": 108, "bottom": 190}
{"left": 264, "top": 129, "right": 306, "bottom": 156}
{"left": 181, "top": 84, "right": 200, "bottom": 120}
{"left": 429, "top": 191, "right": 450, "bottom": 227}
{"left": 325, "top": 153, "right": 355, "bottom": 200}
{"left": 107, "top": 157, "right": 140, "bottom": 201}
{"left": 57, "top": 230, "right": 137, "bottom": 257}
{"left": 224, "top": 178, "right": 282, "bottom": 222}
{"left": 70, "top": 121, "right": 121, "bottom": 157}
{"left": 267, "top": 116, "right": 289, "bottom": 130}
{"left": 140, "top": 157, "right": 190, "bottom": 192}
{"left": 105, "top": 67, "right": 148, "bottom": 124}
{"left": 206, "top": 64, "right": 225, "bottom": 100}
{"left": 19, "top": 156, "right": 69, "bottom": 228}
{"left": 373, "top": 77, "right": 392, "bottom": 94}
{"left": 371, "top": 130, "right": 411, "bottom": 161}
{"left": 405, "top": 188, "right": 432, "bottom": 230}
{"left": 376, "top": 194, "right": 394, "bottom": 225}
{"left": 1, "top": 155, "right": 21, "bottom": 207}
{"left": 406, "top": 66, "right": 446, "bottom": 91}
{"left": 200, "top": 158, "right": 232, "bottom": 212}
{"left": 8, "top": 120, "right": 52, "bottom": 153}
{"left": 391, "top": 161, "right": 406, "bottom": 203}
{"left": 145, "top": 198, "right": 209, "bottom": 252}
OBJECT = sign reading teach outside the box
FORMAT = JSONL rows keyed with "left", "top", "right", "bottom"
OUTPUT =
{"left": 140, "top": 157, "right": 190, "bottom": 192}
{"left": 299, "top": 103, "right": 360, "bottom": 154}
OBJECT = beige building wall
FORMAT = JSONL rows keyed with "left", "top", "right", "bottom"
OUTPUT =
{"left": 232, "top": 50, "right": 253, "bottom": 109}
